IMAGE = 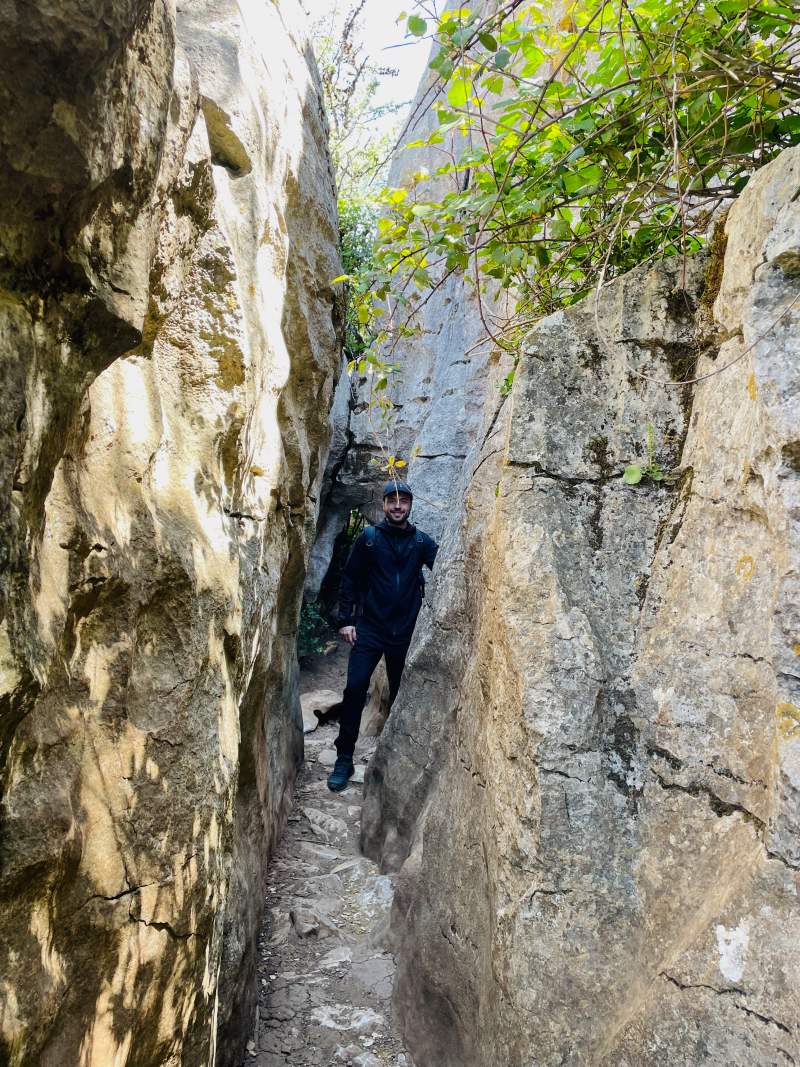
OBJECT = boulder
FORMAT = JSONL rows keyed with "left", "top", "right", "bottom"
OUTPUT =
{"left": 362, "top": 147, "right": 800, "bottom": 1066}
{"left": 0, "top": 1, "right": 341, "bottom": 1064}
{"left": 301, "top": 687, "right": 342, "bottom": 733}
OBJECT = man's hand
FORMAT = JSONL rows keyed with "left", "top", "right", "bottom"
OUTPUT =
{"left": 339, "top": 625, "right": 357, "bottom": 646}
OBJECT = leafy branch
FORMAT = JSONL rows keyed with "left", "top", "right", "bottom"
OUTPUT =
{"left": 330, "top": 1, "right": 800, "bottom": 475}
{"left": 369, "top": 0, "right": 800, "bottom": 347}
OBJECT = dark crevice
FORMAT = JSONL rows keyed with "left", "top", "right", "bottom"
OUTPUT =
{"left": 508, "top": 461, "right": 608, "bottom": 484}
{"left": 661, "top": 971, "right": 743, "bottom": 996}
{"left": 765, "top": 848, "right": 800, "bottom": 872}
{"left": 540, "top": 766, "right": 589, "bottom": 783}
{"left": 733, "top": 1003, "right": 793, "bottom": 1037}
{"left": 73, "top": 880, "right": 158, "bottom": 915}
{"left": 132, "top": 915, "right": 194, "bottom": 941}
{"left": 224, "top": 509, "right": 266, "bottom": 522}
{"left": 479, "top": 393, "right": 509, "bottom": 452}
{"left": 470, "top": 446, "right": 504, "bottom": 482}
{"left": 652, "top": 771, "right": 765, "bottom": 830}
{"left": 648, "top": 742, "right": 766, "bottom": 790}
{"left": 662, "top": 972, "right": 794, "bottom": 1040}
{"left": 646, "top": 743, "right": 683, "bottom": 770}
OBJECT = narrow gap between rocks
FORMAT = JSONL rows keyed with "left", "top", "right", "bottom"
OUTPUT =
{"left": 247, "top": 639, "right": 410, "bottom": 1067}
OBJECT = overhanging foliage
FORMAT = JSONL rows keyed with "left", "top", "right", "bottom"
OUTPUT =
{"left": 359, "top": 0, "right": 800, "bottom": 350}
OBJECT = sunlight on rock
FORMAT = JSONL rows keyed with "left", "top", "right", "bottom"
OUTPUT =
{"left": 3, "top": 0, "right": 798, "bottom": 1065}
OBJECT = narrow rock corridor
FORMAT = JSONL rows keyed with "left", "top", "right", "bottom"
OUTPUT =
{"left": 248, "top": 647, "right": 411, "bottom": 1067}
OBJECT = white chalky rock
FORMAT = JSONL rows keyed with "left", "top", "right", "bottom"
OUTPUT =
{"left": 301, "top": 807, "right": 349, "bottom": 844}
{"left": 318, "top": 946, "right": 354, "bottom": 969}
{"left": 310, "top": 1005, "right": 385, "bottom": 1034}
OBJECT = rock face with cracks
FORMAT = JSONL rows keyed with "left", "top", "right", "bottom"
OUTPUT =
{"left": 304, "top": 44, "right": 513, "bottom": 599}
{"left": 0, "top": 2, "right": 341, "bottom": 1065}
{"left": 362, "top": 147, "right": 800, "bottom": 1066}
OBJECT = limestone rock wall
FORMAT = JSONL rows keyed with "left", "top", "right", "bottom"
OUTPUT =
{"left": 362, "top": 147, "right": 800, "bottom": 1065}
{"left": 305, "top": 32, "right": 513, "bottom": 604}
{"left": 0, "top": 2, "right": 341, "bottom": 1064}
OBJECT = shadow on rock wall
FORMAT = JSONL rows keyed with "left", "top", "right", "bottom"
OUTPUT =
{"left": 0, "top": 3, "right": 341, "bottom": 1065}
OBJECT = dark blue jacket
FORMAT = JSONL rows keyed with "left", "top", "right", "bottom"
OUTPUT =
{"left": 337, "top": 520, "right": 438, "bottom": 641}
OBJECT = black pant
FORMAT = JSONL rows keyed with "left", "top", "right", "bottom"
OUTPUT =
{"left": 334, "top": 626, "right": 410, "bottom": 758}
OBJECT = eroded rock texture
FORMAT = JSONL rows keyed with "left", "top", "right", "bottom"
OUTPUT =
{"left": 304, "top": 48, "right": 513, "bottom": 608}
{"left": 362, "top": 147, "right": 800, "bottom": 1066}
{"left": 0, "top": 2, "right": 341, "bottom": 1064}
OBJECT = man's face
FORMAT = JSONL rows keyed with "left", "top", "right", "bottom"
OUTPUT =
{"left": 383, "top": 491, "right": 412, "bottom": 525}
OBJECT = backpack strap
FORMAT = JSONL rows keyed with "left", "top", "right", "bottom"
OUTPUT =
{"left": 364, "top": 524, "right": 428, "bottom": 557}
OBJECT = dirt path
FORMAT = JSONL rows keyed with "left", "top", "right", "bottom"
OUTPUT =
{"left": 248, "top": 644, "right": 411, "bottom": 1067}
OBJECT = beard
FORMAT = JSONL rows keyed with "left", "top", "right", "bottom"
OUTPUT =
{"left": 385, "top": 509, "right": 410, "bottom": 526}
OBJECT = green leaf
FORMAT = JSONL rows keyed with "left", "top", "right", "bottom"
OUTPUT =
{"left": 701, "top": 5, "right": 722, "bottom": 25}
{"left": 499, "top": 370, "right": 515, "bottom": 396}
{"left": 408, "top": 15, "right": 427, "bottom": 37}
{"left": 506, "top": 246, "right": 525, "bottom": 268}
{"left": 623, "top": 465, "right": 643, "bottom": 485}
{"left": 479, "top": 32, "right": 498, "bottom": 51}
{"left": 550, "top": 219, "right": 572, "bottom": 240}
{"left": 494, "top": 48, "right": 511, "bottom": 69}
{"left": 447, "top": 77, "right": 471, "bottom": 108}
{"left": 563, "top": 164, "right": 603, "bottom": 194}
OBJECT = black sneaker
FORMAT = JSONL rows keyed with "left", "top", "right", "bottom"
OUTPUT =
{"left": 327, "top": 755, "right": 354, "bottom": 792}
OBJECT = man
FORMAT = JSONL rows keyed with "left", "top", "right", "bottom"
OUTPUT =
{"left": 326, "top": 480, "right": 438, "bottom": 791}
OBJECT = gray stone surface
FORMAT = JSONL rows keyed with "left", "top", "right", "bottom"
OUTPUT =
{"left": 306, "top": 24, "right": 513, "bottom": 585}
{"left": 0, "top": 2, "right": 341, "bottom": 1064}
{"left": 361, "top": 659, "right": 390, "bottom": 737}
{"left": 362, "top": 148, "right": 800, "bottom": 1066}
{"left": 301, "top": 687, "right": 341, "bottom": 734}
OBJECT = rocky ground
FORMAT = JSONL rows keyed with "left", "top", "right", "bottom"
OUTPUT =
{"left": 246, "top": 640, "right": 412, "bottom": 1067}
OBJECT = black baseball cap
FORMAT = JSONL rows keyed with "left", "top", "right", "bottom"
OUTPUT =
{"left": 382, "top": 480, "right": 413, "bottom": 499}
